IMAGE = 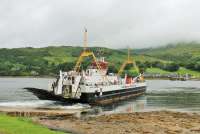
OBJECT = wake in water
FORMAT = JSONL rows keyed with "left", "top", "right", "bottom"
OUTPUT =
{"left": 0, "top": 100, "right": 90, "bottom": 110}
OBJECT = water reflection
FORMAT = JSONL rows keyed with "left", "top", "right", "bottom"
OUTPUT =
{"left": 0, "top": 78, "right": 200, "bottom": 113}
{"left": 93, "top": 80, "right": 200, "bottom": 114}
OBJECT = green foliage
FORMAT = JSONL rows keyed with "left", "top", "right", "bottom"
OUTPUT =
{"left": 0, "top": 46, "right": 160, "bottom": 76}
{"left": 0, "top": 42, "right": 200, "bottom": 76}
{"left": 185, "top": 57, "right": 200, "bottom": 71}
{"left": 122, "top": 69, "right": 139, "bottom": 77}
{"left": 107, "top": 65, "right": 118, "bottom": 74}
{"left": 134, "top": 42, "right": 200, "bottom": 72}
{"left": 136, "top": 61, "right": 147, "bottom": 73}
{"left": 163, "top": 62, "right": 179, "bottom": 72}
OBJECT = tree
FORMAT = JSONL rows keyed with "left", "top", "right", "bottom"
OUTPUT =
{"left": 194, "top": 62, "right": 200, "bottom": 71}
{"left": 107, "top": 65, "right": 118, "bottom": 74}
{"left": 164, "top": 63, "right": 179, "bottom": 72}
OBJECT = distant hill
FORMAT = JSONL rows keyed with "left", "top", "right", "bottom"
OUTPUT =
{"left": 0, "top": 46, "right": 162, "bottom": 76}
{"left": 133, "top": 42, "right": 200, "bottom": 77}
{"left": 0, "top": 42, "right": 200, "bottom": 76}
{"left": 134, "top": 42, "right": 200, "bottom": 64}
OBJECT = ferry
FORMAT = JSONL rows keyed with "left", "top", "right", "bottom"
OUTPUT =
{"left": 49, "top": 29, "right": 147, "bottom": 105}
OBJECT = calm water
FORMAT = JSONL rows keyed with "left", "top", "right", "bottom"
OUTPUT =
{"left": 0, "top": 78, "right": 200, "bottom": 113}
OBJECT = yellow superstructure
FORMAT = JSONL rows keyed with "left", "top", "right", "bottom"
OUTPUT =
{"left": 117, "top": 48, "right": 139, "bottom": 76}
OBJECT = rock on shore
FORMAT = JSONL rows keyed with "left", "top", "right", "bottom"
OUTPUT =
{"left": 36, "top": 111, "right": 200, "bottom": 134}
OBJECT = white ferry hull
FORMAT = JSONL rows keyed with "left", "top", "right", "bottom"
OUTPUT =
{"left": 80, "top": 84, "right": 146, "bottom": 105}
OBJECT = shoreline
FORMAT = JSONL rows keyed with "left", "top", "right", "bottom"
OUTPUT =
{"left": 0, "top": 107, "right": 81, "bottom": 117}
{"left": 35, "top": 110, "right": 200, "bottom": 134}
{"left": 1, "top": 107, "right": 200, "bottom": 134}
{"left": 0, "top": 76, "right": 200, "bottom": 81}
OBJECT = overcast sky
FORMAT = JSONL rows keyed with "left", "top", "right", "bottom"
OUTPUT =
{"left": 0, "top": 0, "right": 200, "bottom": 49}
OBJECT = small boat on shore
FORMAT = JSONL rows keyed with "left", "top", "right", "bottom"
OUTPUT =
{"left": 48, "top": 29, "right": 147, "bottom": 105}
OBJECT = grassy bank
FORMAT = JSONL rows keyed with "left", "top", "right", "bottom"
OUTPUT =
{"left": 0, "top": 114, "right": 67, "bottom": 134}
{"left": 146, "top": 67, "right": 200, "bottom": 78}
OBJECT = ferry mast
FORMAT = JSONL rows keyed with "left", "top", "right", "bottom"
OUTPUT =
{"left": 74, "top": 28, "right": 102, "bottom": 72}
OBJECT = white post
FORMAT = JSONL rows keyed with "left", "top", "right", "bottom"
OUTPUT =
{"left": 56, "top": 70, "right": 63, "bottom": 95}
{"left": 124, "top": 74, "right": 127, "bottom": 85}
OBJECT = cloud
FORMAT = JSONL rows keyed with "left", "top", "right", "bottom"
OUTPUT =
{"left": 0, "top": 0, "right": 200, "bottom": 48}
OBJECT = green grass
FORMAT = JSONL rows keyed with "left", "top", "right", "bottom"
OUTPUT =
{"left": 146, "top": 67, "right": 200, "bottom": 78}
{"left": 146, "top": 67, "right": 171, "bottom": 74}
{"left": 177, "top": 67, "right": 200, "bottom": 77}
{"left": 0, "top": 114, "right": 67, "bottom": 134}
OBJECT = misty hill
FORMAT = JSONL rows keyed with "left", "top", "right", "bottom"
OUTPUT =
{"left": 0, "top": 43, "right": 200, "bottom": 77}
{"left": 135, "top": 42, "right": 200, "bottom": 63}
